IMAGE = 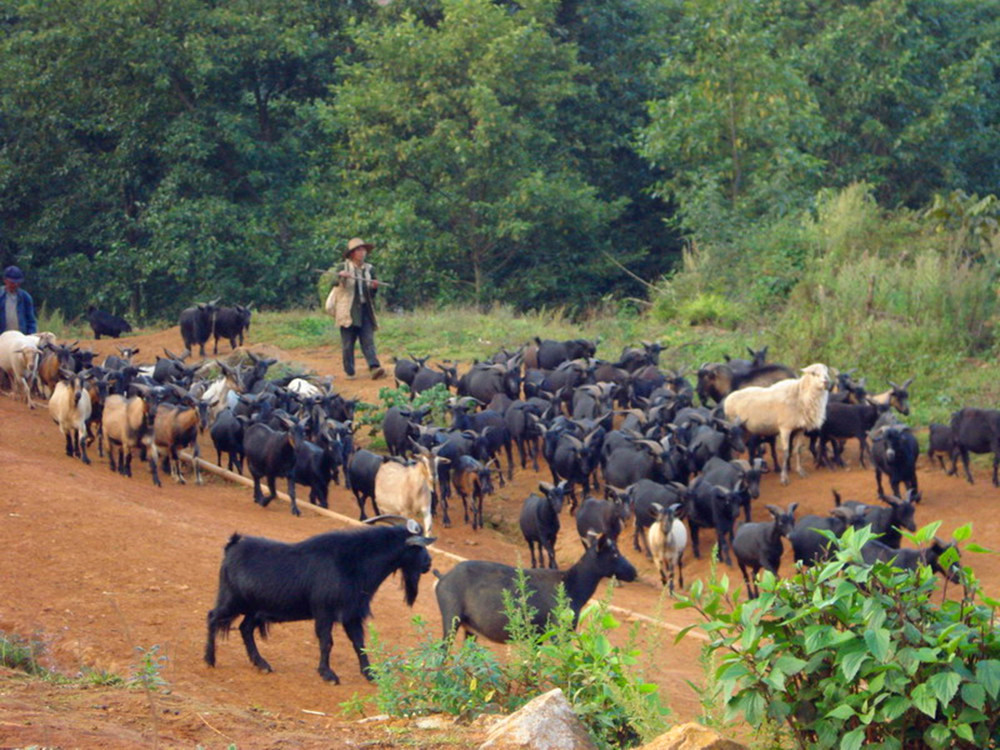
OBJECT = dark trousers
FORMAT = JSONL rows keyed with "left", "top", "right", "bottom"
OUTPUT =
{"left": 339, "top": 305, "right": 380, "bottom": 376}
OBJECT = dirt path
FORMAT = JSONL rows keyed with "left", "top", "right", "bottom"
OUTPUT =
{"left": 1, "top": 325, "right": 997, "bottom": 748}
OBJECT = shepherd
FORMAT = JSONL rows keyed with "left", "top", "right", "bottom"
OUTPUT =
{"left": 326, "top": 237, "right": 386, "bottom": 380}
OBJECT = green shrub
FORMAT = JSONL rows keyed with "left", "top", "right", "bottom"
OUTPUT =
{"left": 356, "top": 382, "right": 452, "bottom": 437}
{"left": 677, "top": 522, "right": 1000, "bottom": 749}
{"left": 367, "top": 571, "right": 670, "bottom": 749}
{"left": 677, "top": 293, "right": 740, "bottom": 329}
{"left": 367, "top": 616, "right": 508, "bottom": 718}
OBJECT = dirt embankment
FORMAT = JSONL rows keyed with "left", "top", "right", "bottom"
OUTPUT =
{"left": 1, "top": 325, "right": 997, "bottom": 748}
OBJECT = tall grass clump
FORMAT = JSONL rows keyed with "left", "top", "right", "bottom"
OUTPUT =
{"left": 652, "top": 183, "right": 1000, "bottom": 425}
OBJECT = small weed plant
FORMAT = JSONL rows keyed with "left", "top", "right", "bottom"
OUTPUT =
{"left": 129, "top": 644, "right": 169, "bottom": 692}
{"left": 367, "top": 616, "right": 508, "bottom": 718}
{"left": 0, "top": 631, "right": 46, "bottom": 676}
{"left": 676, "top": 521, "right": 1000, "bottom": 749}
{"left": 367, "top": 570, "right": 669, "bottom": 749}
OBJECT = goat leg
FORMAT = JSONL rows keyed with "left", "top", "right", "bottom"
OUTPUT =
{"left": 315, "top": 616, "right": 340, "bottom": 683}
{"left": 238, "top": 615, "right": 272, "bottom": 673}
{"left": 343, "top": 618, "right": 373, "bottom": 682}
{"left": 287, "top": 476, "right": 300, "bottom": 517}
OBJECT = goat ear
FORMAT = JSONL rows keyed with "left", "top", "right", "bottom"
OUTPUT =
{"left": 832, "top": 489, "right": 842, "bottom": 507}
{"left": 788, "top": 502, "right": 798, "bottom": 515}
{"left": 650, "top": 502, "right": 663, "bottom": 515}
{"left": 538, "top": 481, "right": 553, "bottom": 493}
{"left": 765, "top": 504, "right": 781, "bottom": 517}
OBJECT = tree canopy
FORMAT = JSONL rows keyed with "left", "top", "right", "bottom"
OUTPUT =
{"left": 0, "top": 0, "right": 996, "bottom": 320}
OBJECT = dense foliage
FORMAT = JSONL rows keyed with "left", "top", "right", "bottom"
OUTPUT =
{"left": 2, "top": 0, "right": 998, "bottom": 321}
{"left": 367, "top": 574, "right": 669, "bottom": 749}
{"left": 678, "top": 523, "right": 1000, "bottom": 749}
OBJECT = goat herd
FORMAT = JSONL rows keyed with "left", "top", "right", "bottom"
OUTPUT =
{"left": 0, "top": 326, "right": 992, "bottom": 685}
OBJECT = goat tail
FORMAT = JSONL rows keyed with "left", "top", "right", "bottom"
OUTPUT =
{"left": 432, "top": 568, "right": 443, "bottom": 579}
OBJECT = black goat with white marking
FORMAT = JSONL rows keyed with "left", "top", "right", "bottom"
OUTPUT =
{"left": 204, "top": 518, "right": 434, "bottom": 683}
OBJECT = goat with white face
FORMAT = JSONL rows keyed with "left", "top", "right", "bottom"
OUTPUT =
{"left": 647, "top": 502, "right": 687, "bottom": 595}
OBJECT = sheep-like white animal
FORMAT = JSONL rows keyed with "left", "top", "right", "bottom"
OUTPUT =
{"left": 647, "top": 502, "right": 687, "bottom": 595}
{"left": 0, "top": 330, "right": 54, "bottom": 408}
{"left": 723, "top": 363, "right": 831, "bottom": 485}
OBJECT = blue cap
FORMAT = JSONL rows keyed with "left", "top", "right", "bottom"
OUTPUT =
{"left": 3, "top": 266, "right": 24, "bottom": 282}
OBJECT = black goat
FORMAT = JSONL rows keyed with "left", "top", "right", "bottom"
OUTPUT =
{"left": 346, "top": 449, "right": 386, "bottom": 520}
{"left": 574, "top": 494, "right": 631, "bottom": 549}
{"left": 686, "top": 479, "right": 746, "bottom": 566}
{"left": 519, "top": 481, "right": 568, "bottom": 569}
{"left": 392, "top": 355, "right": 429, "bottom": 389}
{"left": 458, "top": 362, "right": 522, "bottom": 404}
{"left": 411, "top": 363, "right": 459, "bottom": 397}
{"left": 87, "top": 306, "right": 132, "bottom": 339}
{"left": 860, "top": 538, "right": 961, "bottom": 583}
{"left": 833, "top": 489, "right": 918, "bottom": 548}
{"left": 686, "top": 418, "right": 746, "bottom": 474}
{"left": 294, "top": 437, "right": 336, "bottom": 509}
{"left": 927, "top": 423, "right": 957, "bottom": 474}
{"left": 812, "top": 399, "right": 889, "bottom": 469}
{"left": 211, "top": 409, "right": 246, "bottom": 474}
{"left": 204, "top": 518, "right": 434, "bottom": 682}
{"left": 434, "top": 532, "right": 636, "bottom": 643}
{"left": 534, "top": 337, "right": 598, "bottom": 370}
{"left": 243, "top": 418, "right": 306, "bottom": 516}
{"left": 179, "top": 300, "right": 218, "bottom": 358}
{"left": 212, "top": 304, "right": 252, "bottom": 354}
{"left": 870, "top": 423, "right": 919, "bottom": 498}
{"left": 548, "top": 430, "right": 601, "bottom": 513}
{"left": 699, "top": 457, "right": 765, "bottom": 523}
{"left": 383, "top": 405, "right": 429, "bottom": 458}
{"left": 732, "top": 503, "right": 797, "bottom": 598}
{"left": 949, "top": 407, "right": 1000, "bottom": 486}
{"left": 788, "top": 506, "right": 866, "bottom": 566}
{"left": 506, "top": 400, "right": 544, "bottom": 472}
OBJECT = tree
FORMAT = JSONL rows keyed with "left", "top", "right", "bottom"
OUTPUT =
{"left": 322, "top": 0, "right": 623, "bottom": 309}
{"left": 639, "top": 0, "right": 825, "bottom": 240}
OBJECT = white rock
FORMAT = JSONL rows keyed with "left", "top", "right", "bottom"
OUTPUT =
{"left": 478, "top": 688, "right": 597, "bottom": 750}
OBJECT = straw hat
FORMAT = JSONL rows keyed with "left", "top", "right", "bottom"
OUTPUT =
{"left": 344, "top": 237, "right": 374, "bottom": 258}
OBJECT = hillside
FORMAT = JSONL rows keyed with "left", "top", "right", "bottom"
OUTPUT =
{"left": 1, "top": 324, "right": 998, "bottom": 748}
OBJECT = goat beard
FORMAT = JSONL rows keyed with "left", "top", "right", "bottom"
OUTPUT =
{"left": 401, "top": 563, "right": 425, "bottom": 607}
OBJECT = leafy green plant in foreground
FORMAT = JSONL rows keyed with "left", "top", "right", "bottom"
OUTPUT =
{"left": 367, "top": 571, "right": 669, "bottom": 749}
{"left": 677, "top": 522, "right": 1000, "bottom": 749}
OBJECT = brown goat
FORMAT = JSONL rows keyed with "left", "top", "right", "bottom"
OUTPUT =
{"left": 102, "top": 391, "right": 155, "bottom": 478}
{"left": 149, "top": 395, "right": 210, "bottom": 486}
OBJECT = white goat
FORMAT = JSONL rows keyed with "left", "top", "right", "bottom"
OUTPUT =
{"left": 48, "top": 372, "right": 93, "bottom": 464}
{"left": 0, "top": 330, "right": 53, "bottom": 408}
{"left": 374, "top": 448, "right": 447, "bottom": 535}
{"left": 723, "top": 363, "right": 831, "bottom": 485}
{"left": 647, "top": 502, "right": 687, "bottom": 595}
{"left": 287, "top": 377, "right": 321, "bottom": 397}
